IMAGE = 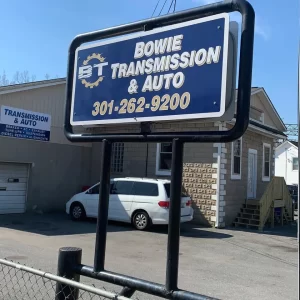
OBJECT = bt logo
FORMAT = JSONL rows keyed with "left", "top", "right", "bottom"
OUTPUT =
{"left": 78, "top": 53, "right": 108, "bottom": 88}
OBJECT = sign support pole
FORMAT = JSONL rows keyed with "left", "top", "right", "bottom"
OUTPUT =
{"left": 94, "top": 139, "right": 112, "bottom": 272}
{"left": 166, "top": 139, "right": 184, "bottom": 292}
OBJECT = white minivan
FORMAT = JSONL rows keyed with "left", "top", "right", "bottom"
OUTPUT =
{"left": 66, "top": 177, "right": 193, "bottom": 230}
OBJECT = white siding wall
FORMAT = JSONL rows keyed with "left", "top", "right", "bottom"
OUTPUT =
{"left": 275, "top": 144, "right": 298, "bottom": 185}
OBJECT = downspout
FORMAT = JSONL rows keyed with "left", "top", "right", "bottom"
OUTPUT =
{"left": 215, "top": 123, "right": 223, "bottom": 228}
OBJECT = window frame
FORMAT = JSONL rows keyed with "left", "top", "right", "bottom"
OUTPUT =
{"left": 231, "top": 138, "right": 242, "bottom": 180}
{"left": 292, "top": 157, "right": 299, "bottom": 171}
{"left": 111, "top": 142, "right": 124, "bottom": 173}
{"left": 262, "top": 143, "right": 271, "bottom": 182}
{"left": 156, "top": 143, "right": 172, "bottom": 176}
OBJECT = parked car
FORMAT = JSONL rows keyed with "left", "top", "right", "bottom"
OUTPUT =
{"left": 66, "top": 177, "right": 194, "bottom": 230}
{"left": 287, "top": 185, "right": 298, "bottom": 210}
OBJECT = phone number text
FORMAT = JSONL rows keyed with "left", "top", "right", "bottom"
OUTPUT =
{"left": 92, "top": 92, "right": 191, "bottom": 116}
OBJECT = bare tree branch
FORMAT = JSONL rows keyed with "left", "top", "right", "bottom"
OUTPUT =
{"left": 0, "top": 70, "right": 42, "bottom": 86}
{"left": 0, "top": 71, "right": 9, "bottom": 86}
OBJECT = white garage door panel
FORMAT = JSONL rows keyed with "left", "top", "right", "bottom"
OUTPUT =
{"left": 0, "top": 163, "right": 28, "bottom": 214}
{"left": 0, "top": 164, "right": 28, "bottom": 171}
{"left": 0, "top": 170, "right": 28, "bottom": 175}
{"left": 0, "top": 177, "right": 28, "bottom": 183}
{"left": 0, "top": 196, "right": 27, "bottom": 203}
{"left": 0, "top": 191, "right": 26, "bottom": 196}
{"left": 0, "top": 183, "right": 27, "bottom": 191}
{"left": 0, "top": 206, "right": 26, "bottom": 214}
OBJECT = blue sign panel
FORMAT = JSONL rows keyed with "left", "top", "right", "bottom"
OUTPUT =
{"left": 0, "top": 124, "right": 50, "bottom": 141}
{"left": 71, "top": 14, "right": 229, "bottom": 125}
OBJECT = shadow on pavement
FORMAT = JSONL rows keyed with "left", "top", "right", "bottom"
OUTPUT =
{"left": 148, "top": 223, "right": 233, "bottom": 239}
{"left": 0, "top": 213, "right": 233, "bottom": 239}
{"left": 226, "top": 220, "right": 298, "bottom": 239}
{"left": 0, "top": 213, "right": 133, "bottom": 236}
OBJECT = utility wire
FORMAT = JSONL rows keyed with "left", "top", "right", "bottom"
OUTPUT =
{"left": 152, "top": 0, "right": 177, "bottom": 18}
{"left": 151, "top": 0, "right": 161, "bottom": 17}
{"left": 167, "top": 0, "right": 175, "bottom": 14}
{"left": 158, "top": 0, "right": 169, "bottom": 16}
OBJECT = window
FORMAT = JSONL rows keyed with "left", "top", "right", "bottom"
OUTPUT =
{"left": 110, "top": 181, "right": 133, "bottom": 195}
{"left": 231, "top": 138, "right": 242, "bottom": 179}
{"left": 111, "top": 143, "right": 124, "bottom": 173}
{"left": 164, "top": 183, "right": 189, "bottom": 198}
{"left": 89, "top": 184, "right": 99, "bottom": 194}
{"left": 262, "top": 143, "right": 271, "bottom": 181}
{"left": 250, "top": 106, "right": 264, "bottom": 123}
{"left": 133, "top": 182, "right": 159, "bottom": 196}
{"left": 292, "top": 157, "right": 298, "bottom": 171}
{"left": 156, "top": 143, "right": 172, "bottom": 175}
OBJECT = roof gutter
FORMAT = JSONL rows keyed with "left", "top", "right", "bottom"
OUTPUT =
{"left": 249, "top": 119, "right": 286, "bottom": 137}
{"left": 232, "top": 115, "right": 286, "bottom": 137}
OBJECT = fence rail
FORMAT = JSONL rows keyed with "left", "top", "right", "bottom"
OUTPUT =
{"left": 0, "top": 259, "right": 131, "bottom": 300}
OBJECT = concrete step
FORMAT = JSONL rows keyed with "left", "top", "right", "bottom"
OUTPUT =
{"left": 243, "top": 203, "right": 260, "bottom": 210}
{"left": 236, "top": 217, "right": 260, "bottom": 225}
{"left": 241, "top": 208, "right": 260, "bottom": 215}
{"left": 245, "top": 199, "right": 260, "bottom": 205}
{"left": 238, "top": 213, "right": 260, "bottom": 220}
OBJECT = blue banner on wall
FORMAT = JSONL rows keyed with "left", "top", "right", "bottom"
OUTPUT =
{"left": 71, "top": 14, "right": 230, "bottom": 126}
{"left": 0, "top": 124, "right": 50, "bottom": 142}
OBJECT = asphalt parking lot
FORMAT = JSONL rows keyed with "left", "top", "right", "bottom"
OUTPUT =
{"left": 0, "top": 213, "right": 298, "bottom": 300}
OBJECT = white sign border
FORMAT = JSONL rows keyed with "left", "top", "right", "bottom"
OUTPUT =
{"left": 70, "top": 13, "right": 230, "bottom": 126}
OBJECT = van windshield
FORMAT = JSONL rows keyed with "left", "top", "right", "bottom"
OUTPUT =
{"left": 164, "top": 183, "right": 189, "bottom": 198}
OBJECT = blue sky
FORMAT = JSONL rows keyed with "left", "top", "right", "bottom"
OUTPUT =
{"left": 0, "top": 0, "right": 298, "bottom": 123}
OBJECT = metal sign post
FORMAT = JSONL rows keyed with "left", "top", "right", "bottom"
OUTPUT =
{"left": 60, "top": 0, "right": 255, "bottom": 299}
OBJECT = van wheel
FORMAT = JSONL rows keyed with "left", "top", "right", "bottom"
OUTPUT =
{"left": 132, "top": 211, "right": 150, "bottom": 230}
{"left": 70, "top": 203, "right": 86, "bottom": 221}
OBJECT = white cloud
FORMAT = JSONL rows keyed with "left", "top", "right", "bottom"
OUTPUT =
{"left": 255, "top": 24, "right": 269, "bottom": 40}
{"left": 255, "top": 16, "right": 271, "bottom": 40}
{"left": 192, "top": 0, "right": 271, "bottom": 40}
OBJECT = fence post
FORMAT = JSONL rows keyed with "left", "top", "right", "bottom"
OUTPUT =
{"left": 55, "top": 247, "right": 82, "bottom": 300}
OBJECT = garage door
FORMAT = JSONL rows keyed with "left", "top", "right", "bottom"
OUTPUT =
{"left": 0, "top": 163, "right": 29, "bottom": 214}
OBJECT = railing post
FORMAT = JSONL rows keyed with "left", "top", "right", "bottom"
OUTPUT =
{"left": 165, "top": 138, "right": 184, "bottom": 292}
{"left": 55, "top": 247, "right": 82, "bottom": 300}
{"left": 94, "top": 139, "right": 112, "bottom": 272}
{"left": 271, "top": 206, "right": 275, "bottom": 228}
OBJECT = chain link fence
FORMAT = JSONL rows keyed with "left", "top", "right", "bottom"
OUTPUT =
{"left": 0, "top": 259, "right": 131, "bottom": 300}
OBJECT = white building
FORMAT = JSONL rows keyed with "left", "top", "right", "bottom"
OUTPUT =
{"left": 275, "top": 140, "right": 298, "bottom": 186}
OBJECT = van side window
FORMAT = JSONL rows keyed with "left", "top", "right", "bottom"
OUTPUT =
{"left": 133, "top": 182, "right": 159, "bottom": 196}
{"left": 89, "top": 184, "right": 99, "bottom": 194}
{"left": 111, "top": 181, "right": 133, "bottom": 195}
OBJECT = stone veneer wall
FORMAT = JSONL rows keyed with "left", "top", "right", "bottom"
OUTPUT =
{"left": 182, "top": 163, "right": 218, "bottom": 227}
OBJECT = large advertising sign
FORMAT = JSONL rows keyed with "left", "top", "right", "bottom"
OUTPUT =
{"left": 0, "top": 106, "right": 51, "bottom": 141}
{"left": 71, "top": 14, "right": 230, "bottom": 126}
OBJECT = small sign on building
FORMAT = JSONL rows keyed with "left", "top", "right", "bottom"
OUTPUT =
{"left": 0, "top": 105, "right": 51, "bottom": 142}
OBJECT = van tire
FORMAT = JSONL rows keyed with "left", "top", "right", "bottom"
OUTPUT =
{"left": 132, "top": 211, "right": 150, "bottom": 230}
{"left": 70, "top": 203, "right": 86, "bottom": 221}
